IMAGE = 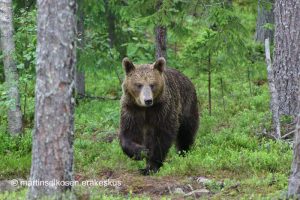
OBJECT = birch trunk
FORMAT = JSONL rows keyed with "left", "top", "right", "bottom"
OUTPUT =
{"left": 0, "top": 0, "right": 23, "bottom": 135}
{"left": 27, "top": 0, "right": 76, "bottom": 199}
{"left": 265, "top": 38, "right": 280, "bottom": 139}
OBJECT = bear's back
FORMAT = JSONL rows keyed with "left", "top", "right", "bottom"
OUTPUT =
{"left": 161, "top": 68, "right": 197, "bottom": 115}
{"left": 164, "top": 68, "right": 197, "bottom": 99}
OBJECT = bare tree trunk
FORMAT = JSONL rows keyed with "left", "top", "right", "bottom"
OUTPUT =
{"left": 27, "top": 0, "right": 76, "bottom": 199}
{"left": 273, "top": 0, "right": 300, "bottom": 117}
{"left": 15, "top": 0, "right": 35, "bottom": 10}
{"left": 0, "top": 0, "right": 23, "bottom": 136}
{"left": 255, "top": 0, "right": 274, "bottom": 43}
{"left": 208, "top": 52, "right": 212, "bottom": 116}
{"left": 155, "top": 25, "right": 167, "bottom": 59}
{"left": 75, "top": 0, "right": 85, "bottom": 96}
{"left": 265, "top": 38, "right": 280, "bottom": 139}
{"left": 104, "top": 0, "right": 116, "bottom": 48}
{"left": 155, "top": 0, "right": 167, "bottom": 59}
{"left": 75, "top": 71, "right": 85, "bottom": 96}
{"left": 288, "top": 113, "right": 300, "bottom": 197}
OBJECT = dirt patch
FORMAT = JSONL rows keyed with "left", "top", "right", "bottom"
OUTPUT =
{"left": 0, "top": 171, "right": 217, "bottom": 199}
{"left": 93, "top": 170, "right": 212, "bottom": 199}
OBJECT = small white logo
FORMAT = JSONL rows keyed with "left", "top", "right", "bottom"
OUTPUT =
{"left": 10, "top": 179, "right": 18, "bottom": 187}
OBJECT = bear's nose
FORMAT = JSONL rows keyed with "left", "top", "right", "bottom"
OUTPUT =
{"left": 144, "top": 99, "right": 153, "bottom": 106}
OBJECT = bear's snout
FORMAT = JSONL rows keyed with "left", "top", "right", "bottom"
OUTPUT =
{"left": 138, "top": 85, "right": 153, "bottom": 107}
{"left": 144, "top": 99, "right": 153, "bottom": 106}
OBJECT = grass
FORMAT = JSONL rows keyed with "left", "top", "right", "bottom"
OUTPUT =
{"left": 0, "top": 64, "right": 293, "bottom": 199}
{"left": 0, "top": 0, "right": 294, "bottom": 198}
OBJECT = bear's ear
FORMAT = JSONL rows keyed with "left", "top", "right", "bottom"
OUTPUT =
{"left": 153, "top": 57, "right": 166, "bottom": 73}
{"left": 122, "top": 57, "right": 135, "bottom": 75}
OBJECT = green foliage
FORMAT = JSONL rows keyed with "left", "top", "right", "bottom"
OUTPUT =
{"left": 0, "top": 130, "right": 32, "bottom": 178}
{"left": 0, "top": 0, "right": 293, "bottom": 199}
{"left": 182, "top": 5, "right": 248, "bottom": 74}
{"left": 14, "top": 8, "right": 37, "bottom": 73}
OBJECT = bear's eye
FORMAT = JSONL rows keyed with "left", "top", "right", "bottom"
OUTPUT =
{"left": 150, "top": 84, "right": 155, "bottom": 89}
{"left": 135, "top": 84, "right": 143, "bottom": 89}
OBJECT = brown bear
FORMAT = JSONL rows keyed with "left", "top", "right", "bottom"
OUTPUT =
{"left": 119, "top": 57, "right": 199, "bottom": 175}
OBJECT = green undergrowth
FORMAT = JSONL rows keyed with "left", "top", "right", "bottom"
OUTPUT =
{"left": 0, "top": 66, "right": 293, "bottom": 199}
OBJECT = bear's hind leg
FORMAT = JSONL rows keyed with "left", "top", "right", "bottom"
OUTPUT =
{"left": 176, "top": 114, "right": 199, "bottom": 155}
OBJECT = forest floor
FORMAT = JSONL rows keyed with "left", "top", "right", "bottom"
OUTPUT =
{"left": 0, "top": 69, "right": 293, "bottom": 199}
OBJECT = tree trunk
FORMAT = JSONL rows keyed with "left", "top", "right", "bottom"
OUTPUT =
{"left": 27, "top": 0, "right": 76, "bottom": 199}
{"left": 265, "top": 38, "right": 280, "bottom": 139}
{"left": 15, "top": 0, "right": 35, "bottom": 10}
{"left": 104, "top": 0, "right": 116, "bottom": 49}
{"left": 208, "top": 52, "right": 212, "bottom": 116}
{"left": 273, "top": 0, "right": 300, "bottom": 117}
{"left": 0, "top": 0, "right": 23, "bottom": 136}
{"left": 155, "top": 26, "right": 167, "bottom": 59}
{"left": 288, "top": 113, "right": 300, "bottom": 197}
{"left": 155, "top": 0, "right": 167, "bottom": 59}
{"left": 255, "top": 0, "right": 274, "bottom": 43}
{"left": 75, "top": 0, "right": 85, "bottom": 96}
{"left": 75, "top": 71, "right": 85, "bottom": 96}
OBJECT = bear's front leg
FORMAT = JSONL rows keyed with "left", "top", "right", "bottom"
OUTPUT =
{"left": 119, "top": 132, "right": 148, "bottom": 160}
{"left": 119, "top": 109, "right": 148, "bottom": 160}
{"left": 140, "top": 128, "right": 175, "bottom": 175}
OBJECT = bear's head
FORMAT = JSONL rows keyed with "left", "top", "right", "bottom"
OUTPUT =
{"left": 122, "top": 57, "right": 166, "bottom": 107}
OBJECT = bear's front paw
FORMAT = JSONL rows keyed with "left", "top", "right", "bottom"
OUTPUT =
{"left": 138, "top": 166, "right": 158, "bottom": 176}
{"left": 139, "top": 168, "right": 151, "bottom": 176}
{"left": 133, "top": 147, "right": 149, "bottom": 160}
{"left": 140, "top": 148, "right": 149, "bottom": 158}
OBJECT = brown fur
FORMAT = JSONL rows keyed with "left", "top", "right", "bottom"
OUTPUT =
{"left": 119, "top": 58, "right": 199, "bottom": 175}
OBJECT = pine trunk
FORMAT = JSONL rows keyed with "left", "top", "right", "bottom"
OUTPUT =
{"left": 75, "top": 0, "right": 85, "bottom": 96}
{"left": 273, "top": 0, "right": 300, "bottom": 117}
{"left": 155, "top": 26, "right": 167, "bottom": 59}
{"left": 75, "top": 71, "right": 85, "bottom": 96}
{"left": 208, "top": 52, "right": 212, "bottom": 116}
{"left": 27, "top": 0, "right": 76, "bottom": 199}
{"left": 104, "top": 0, "right": 116, "bottom": 48}
{"left": 155, "top": 0, "right": 167, "bottom": 59}
{"left": 0, "top": 0, "right": 23, "bottom": 136}
{"left": 288, "top": 113, "right": 300, "bottom": 197}
{"left": 255, "top": 0, "right": 274, "bottom": 43}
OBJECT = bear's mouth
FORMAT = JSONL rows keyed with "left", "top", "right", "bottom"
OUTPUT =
{"left": 136, "top": 98, "right": 153, "bottom": 107}
{"left": 139, "top": 102, "right": 153, "bottom": 107}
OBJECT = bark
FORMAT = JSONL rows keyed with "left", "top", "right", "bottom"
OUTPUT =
{"left": 75, "top": 71, "right": 85, "bottom": 96}
{"left": 15, "top": 0, "right": 35, "bottom": 10}
{"left": 155, "top": 0, "right": 167, "bottom": 59}
{"left": 27, "top": 0, "right": 76, "bottom": 199}
{"left": 75, "top": 0, "right": 85, "bottom": 96}
{"left": 273, "top": 0, "right": 300, "bottom": 117}
{"left": 255, "top": 0, "right": 274, "bottom": 43}
{"left": 288, "top": 113, "right": 300, "bottom": 197}
{"left": 104, "top": 0, "right": 116, "bottom": 48}
{"left": 0, "top": 0, "right": 23, "bottom": 135}
{"left": 155, "top": 25, "right": 167, "bottom": 59}
{"left": 77, "top": 0, "right": 84, "bottom": 49}
{"left": 265, "top": 38, "right": 280, "bottom": 139}
{"left": 208, "top": 52, "right": 211, "bottom": 116}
